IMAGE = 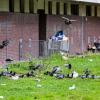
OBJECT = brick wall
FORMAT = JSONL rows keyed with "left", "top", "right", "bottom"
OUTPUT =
{"left": 0, "top": 13, "right": 100, "bottom": 64}
{"left": 0, "top": 13, "right": 39, "bottom": 64}
{"left": 46, "top": 15, "right": 100, "bottom": 54}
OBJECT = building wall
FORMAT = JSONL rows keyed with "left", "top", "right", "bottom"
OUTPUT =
{"left": 0, "top": 13, "right": 99, "bottom": 62}
{"left": 0, "top": 0, "right": 99, "bottom": 17}
{"left": 0, "top": 13, "right": 39, "bottom": 63}
{"left": 0, "top": 0, "right": 100, "bottom": 62}
{"left": 46, "top": 15, "right": 100, "bottom": 54}
{"left": 0, "top": 0, "right": 9, "bottom": 12}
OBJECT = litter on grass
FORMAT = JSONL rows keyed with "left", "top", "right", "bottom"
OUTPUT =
{"left": 36, "top": 84, "right": 42, "bottom": 88}
{"left": 0, "top": 96, "right": 4, "bottom": 99}
{"left": 69, "top": 84, "right": 76, "bottom": 90}
{"left": 0, "top": 84, "right": 6, "bottom": 86}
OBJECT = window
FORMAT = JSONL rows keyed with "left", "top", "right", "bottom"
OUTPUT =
{"left": 64, "top": 3, "right": 67, "bottom": 15}
{"left": 56, "top": 2, "right": 60, "bottom": 15}
{"left": 86, "top": 5, "right": 91, "bottom": 16}
{"left": 20, "top": 0, "right": 24, "bottom": 13}
{"left": 48, "top": 1, "right": 52, "bottom": 14}
{"left": 29, "top": 0, "right": 34, "bottom": 13}
{"left": 71, "top": 4, "right": 79, "bottom": 15}
{"left": 94, "top": 6, "right": 97, "bottom": 16}
{"left": 9, "top": 0, "right": 14, "bottom": 12}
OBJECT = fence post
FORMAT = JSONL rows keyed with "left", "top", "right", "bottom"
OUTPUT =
{"left": 19, "top": 39, "right": 23, "bottom": 61}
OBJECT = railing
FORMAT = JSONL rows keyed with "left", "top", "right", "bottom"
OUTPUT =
{"left": 0, "top": 39, "right": 70, "bottom": 64}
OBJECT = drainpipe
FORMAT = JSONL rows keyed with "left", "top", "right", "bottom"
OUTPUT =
{"left": 81, "top": 16, "right": 84, "bottom": 53}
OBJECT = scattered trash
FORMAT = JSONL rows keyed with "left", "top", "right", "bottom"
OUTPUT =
{"left": 60, "top": 51, "right": 64, "bottom": 56}
{"left": 72, "top": 71, "right": 79, "bottom": 78}
{"left": 36, "top": 84, "right": 42, "bottom": 88}
{"left": 11, "top": 75, "right": 19, "bottom": 80}
{"left": 69, "top": 84, "right": 76, "bottom": 90}
{"left": 0, "top": 96, "right": 4, "bottom": 99}
{"left": 1, "top": 84, "right": 6, "bottom": 86}
{"left": 62, "top": 56, "right": 68, "bottom": 60}
{"left": 88, "top": 59, "right": 93, "bottom": 62}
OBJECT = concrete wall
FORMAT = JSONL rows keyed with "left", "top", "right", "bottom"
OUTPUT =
{"left": 0, "top": 0, "right": 9, "bottom": 12}
{"left": 0, "top": 0, "right": 100, "bottom": 17}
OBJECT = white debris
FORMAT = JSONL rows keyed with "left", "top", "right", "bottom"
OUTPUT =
{"left": 11, "top": 75, "right": 19, "bottom": 80}
{"left": 73, "top": 71, "right": 79, "bottom": 78}
{"left": 53, "top": 74, "right": 57, "bottom": 77}
{"left": 69, "top": 84, "right": 76, "bottom": 90}
{"left": 60, "top": 51, "right": 64, "bottom": 56}
{"left": 62, "top": 56, "right": 68, "bottom": 60}
{"left": 0, "top": 96, "right": 4, "bottom": 99}
{"left": 36, "top": 84, "right": 42, "bottom": 88}
{"left": 1, "top": 84, "right": 6, "bottom": 86}
{"left": 88, "top": 59, "right": 93, "bottom": 62}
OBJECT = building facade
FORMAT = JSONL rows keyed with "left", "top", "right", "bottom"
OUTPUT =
{"left": 0, "top": 0, "right": 100, "bottom": 62}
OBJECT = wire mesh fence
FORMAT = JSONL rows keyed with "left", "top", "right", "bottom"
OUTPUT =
{"left": 0, "top": 39, "right": 69, "bottom": 64}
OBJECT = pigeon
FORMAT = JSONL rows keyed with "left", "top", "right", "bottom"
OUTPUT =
{"left": 2, "top": 40, "right": 9, "bottom": 46}
{"left": 26, "top": 71, "right": 34, "bottom": 77}
{"left": 50, "top": 66, "right": 61, "bottom": 76}
{"left": 56, "top": 74, "right": 64, "bottom": 79}
{"left": 0, "top": 45, "right": 4, "bottom": 49}
{"left": 61, "top": 16, "right": 76, "bottom": 25}
{"left": 19, "top": 74, "right": 25, "bottom": 78}
{"left": 5, "top": 58, "right": 13, "bottom": 62}
{"left": 0, "top": 40, "right": 9, "bottom": 49}
{"left": 83, "top": 68, "right": 91, "bottom": 78}
{"left": 64, "top": 64, "right": 72, "bottom": 69}
{"left": 66, "top": 73, "right": 73, "bottom": 78}
{"left": 10, "top": 71, "right": 16, "bottom": 76}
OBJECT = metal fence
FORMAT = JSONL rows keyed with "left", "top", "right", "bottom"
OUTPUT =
{"left": 19, "top": 39, "right": 69, "bottom": 60}
{"left": 18, "top": 40, "right": 48, "bottom": 60}
{"left": 0, "top": 38, "right": 70, "bottom": 64}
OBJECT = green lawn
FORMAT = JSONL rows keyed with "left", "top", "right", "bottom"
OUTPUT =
{"left": 0, "top": 54, "right": 100, "bottom": 100}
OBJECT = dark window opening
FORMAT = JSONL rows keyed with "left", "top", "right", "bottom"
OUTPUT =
{"left": 9, "top": 0, "right": 14, "bottom": 12}
{"left": 64, "top": 3, "right": 67, "bottom": 15}
{"left": 86, "top": 5, "right": 91, "bottom": 16}
{"left": 20, "top": 0, "right": 24, "bottom": 13}
{"left": 29, "top": 0, "right": 34, "bottom": 13}
{"left": 48, "top": 1, "right": 52, "bottom": 14}
{"left": 71, "top": 4, "right": 79, "bottom": 15}
{"left": 94, "top": 6, "right": 97, "bottom": 16}
{"left": 56, "top": 2, "right": 60, "bottom": 15}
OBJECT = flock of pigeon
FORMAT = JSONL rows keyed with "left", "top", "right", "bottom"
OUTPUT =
{"left": 0, "top": 39, "right": 99, "bottom": 81}
{"left": 0, "top": 61, "right": 43, "bottom": 80}
{"left": 0, "top": 69, "right": 35, "bottom": 80}
{"left": 44, "top": 64, "right": 100, "bottom": 79}
{"left": 0, "top": 58, "right": 100, "bottom": 80}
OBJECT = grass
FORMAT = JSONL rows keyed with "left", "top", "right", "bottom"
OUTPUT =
{"left": 0, "top": 53, "right": 100, "bottom": 100}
